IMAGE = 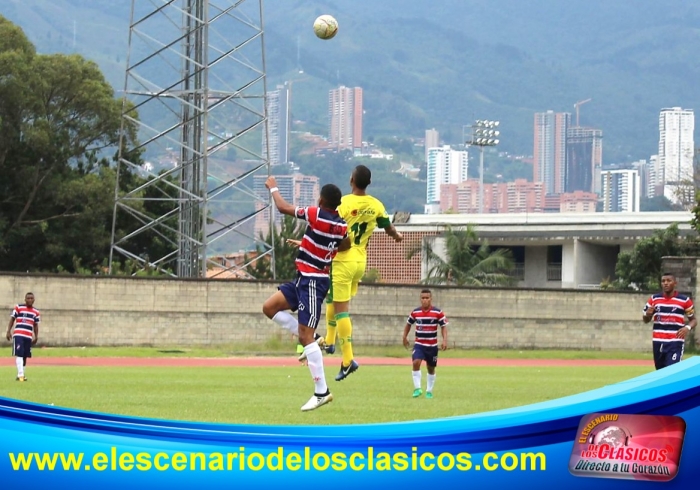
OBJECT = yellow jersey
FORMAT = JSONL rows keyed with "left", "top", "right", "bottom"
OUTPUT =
{"left": 334, "top": 193, "right": 391, "bottom": 262}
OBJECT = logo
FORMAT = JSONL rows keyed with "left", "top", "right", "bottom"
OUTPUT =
{"left": 569, "top": 413, "right": 686, "bottom": 482}
{"left": 298, "top": 304, "right": 305, "bottom": 311}
{"left": 351, "top": 209, "right": 358, "bottom": 216}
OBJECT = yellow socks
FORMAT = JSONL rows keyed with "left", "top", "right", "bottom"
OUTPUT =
{"left": 324, "top": 302, "right": 337, "bottom": 346}
{"left": 336, "top": 312, "right": 353, "bottom": 366}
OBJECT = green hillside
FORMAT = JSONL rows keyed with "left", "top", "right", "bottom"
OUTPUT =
{"left": 4, "top": 0, "right": 699, "bottom": 162}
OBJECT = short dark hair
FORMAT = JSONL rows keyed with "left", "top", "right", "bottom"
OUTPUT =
{"left": 353, "top": 165, "right": 372, "bottom": 190}
{"left": 420, "top": 289, "right": 432, "bottom": 295}
{"left": 25, "top": 292, "right": 34, "bottom": 297}
{"left": 320, "top": 184, "right": 342, "bottom": 209}
{"left": 662, "top": 272, "right": 675, "bottom": 279}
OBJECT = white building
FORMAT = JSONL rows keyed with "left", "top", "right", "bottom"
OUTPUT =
{"left": 601, "top": 169, "right": 641, "bottom": 213}
{"left": 659, "top": 107, "right": 695, "bottom": 203}
{"left": 263, "top": 85, "right": 290, "bottom": 165}
{"left": 328, "top": 86, "right": 363, "bottom": 152}
{"left": 425, "top": 145, "right": 468, "bottom": 214}
{"left": 644, "top": 154, "right": 663, "bottom": 198}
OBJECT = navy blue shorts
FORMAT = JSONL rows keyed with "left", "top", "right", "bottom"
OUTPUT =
{"left": 412, "top": 343, "right": 439, "bottom": 367}
{"left": 278, "top": 274, "right": 330, "bottom": 330}
{"left": 653, "top": 341, "right": 684, "bottom": 370}
{"left": 12, "top": 336, "right": 32, "bottom": 358}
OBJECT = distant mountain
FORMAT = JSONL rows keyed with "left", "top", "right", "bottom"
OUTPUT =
{"left": 4, "top": 0, "right": 700, "bottom": 162}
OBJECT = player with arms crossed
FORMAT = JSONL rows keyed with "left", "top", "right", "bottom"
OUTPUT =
{"left": 402, "top": 289, "right": 448, "bottom": 398}
{"left": 262, "top": 176, "right": 349, "bottom": 411}
{"left": 643, "top": 272, "right": 696, "bottom": 370}
{"left": 320, "top": 165, "right": 403, "bottom": 382}
{"left": 6, "top": 292, "right": 40, "bottom": 382}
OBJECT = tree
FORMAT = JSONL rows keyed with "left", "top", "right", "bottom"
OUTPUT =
{"left": 613, "top": 223, "right": 695, "bottom": 291}
{"left": 0, "top": 16, "right": 149, "bottom": 274}
{"left": 0, "top": 17, "right": 132, "bottom": 270}
{"left": 407, "top": 225, "right": 515, "bottom": 286}
{"left": 247, "top": 215, "right": 306, "bottom": 281}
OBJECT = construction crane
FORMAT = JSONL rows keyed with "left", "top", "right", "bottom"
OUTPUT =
{"left": 574, "top": 98, "right": 592, "bottom": 127}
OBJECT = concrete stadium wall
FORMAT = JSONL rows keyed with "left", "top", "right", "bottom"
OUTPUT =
{"left": 0, "top": 273, "right": 661, "bottom": 352}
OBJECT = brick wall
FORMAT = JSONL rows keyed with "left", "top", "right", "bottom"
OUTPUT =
{"left": 366, "top": 231, "right": 436, "bottom": 284}
{"left": 0, "top": 273, "right": 658, "bottom": 352}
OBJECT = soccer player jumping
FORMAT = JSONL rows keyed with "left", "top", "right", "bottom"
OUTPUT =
{"left": 261, "top": 176, "right": 349, "bottom": 411}
{"left": 321, "top": 165, "right": 403, "bottom": 381}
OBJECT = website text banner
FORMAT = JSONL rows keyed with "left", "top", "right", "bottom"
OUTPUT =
{"left": 1, "top": 358, "right": 700, "bottom": 488}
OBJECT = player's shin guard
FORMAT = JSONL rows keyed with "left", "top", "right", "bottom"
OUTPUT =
{"left": 336, "top": 312, "right": 354, "bottom": 366}
{"left": 324, "top": 302, "right": 337, "bottom": 346}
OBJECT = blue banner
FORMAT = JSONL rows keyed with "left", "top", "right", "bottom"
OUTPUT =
{"left": 2, "top": 358, "right": 699, "bottom": 488}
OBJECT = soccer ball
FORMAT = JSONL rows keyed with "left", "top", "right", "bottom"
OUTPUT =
{"left": 313, "top": 15, "right": 338, "bottom": 40}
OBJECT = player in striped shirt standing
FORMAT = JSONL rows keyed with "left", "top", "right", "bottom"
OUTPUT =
{"left": 402, "top": 289, "right": 448, "bottom": 398}
{"left": 262, "top": 176, "right": 349, "bottom": 411}
{"left": 643, "top": 272, "right": 696, "bottom": 370}
{"left": 6, "top": 292, "right": 40, "bottom": 382}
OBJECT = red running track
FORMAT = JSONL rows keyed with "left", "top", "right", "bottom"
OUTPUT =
{"left": 21, "top": 357, "right": 652, "bottom": 368}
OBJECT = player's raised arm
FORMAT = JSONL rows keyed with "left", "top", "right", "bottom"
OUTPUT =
{"left": 265, "top": 176, "right": 296, "bottom": 216}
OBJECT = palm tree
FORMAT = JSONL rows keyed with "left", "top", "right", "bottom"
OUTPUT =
{"left": 407, "top": 224, "right": 515, "bottom": 286}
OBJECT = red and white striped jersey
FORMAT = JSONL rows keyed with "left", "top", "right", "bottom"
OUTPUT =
{"left": 294, "top": 206, "right": 348, "bottom": 277}
{"left": 11, "top": 304, "right": 40, "bottom": 339}
{"left": 645, "top": 292, "right": 695, "bottom": 343}
{"left": 407, "top": 306, "right": 448, "bottom": 347}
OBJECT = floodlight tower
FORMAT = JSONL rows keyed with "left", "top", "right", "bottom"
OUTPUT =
{"left": 109, "top": 0, "right": 272, "bottom": 278}
{"left": 467, "top": 120, "right": 500, "bottom": 214}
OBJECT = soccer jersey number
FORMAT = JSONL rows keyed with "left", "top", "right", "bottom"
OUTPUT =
{"left": 350, "top": 222, "right": 368, "bottom": 245}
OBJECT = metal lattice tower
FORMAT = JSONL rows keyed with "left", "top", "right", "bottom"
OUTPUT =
{"left": 109, "top": 0, "right": 272, "bottom": 277}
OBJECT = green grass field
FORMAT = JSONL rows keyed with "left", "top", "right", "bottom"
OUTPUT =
{"left": 0, "top": 363, "right": 652, "bottom": 425}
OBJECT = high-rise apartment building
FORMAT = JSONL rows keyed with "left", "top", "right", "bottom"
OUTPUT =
{"left": 630, "top": 160, "right": 649, "bottom": 199}
{"left": 425, "top": 128, "right": 439, "bottom": 163}
{"left": 263, "top": 85, "right": 290, "bottom": 165}
{"left": 601, "top": 169, "right": 641, "bottom": 213}
{"left": 425, "top": 145, "right": 468, "bottom": 214}
{"left": 534, "top": 111, "right": 569, "bottom": 194}
{"left": 328, "top": 86, "right": 363, "bottom": 152}
{"left": 253, "top": 173, "right": 319, "bottom": 237}
{"left": 565, "top": 127, "right": 602, "bottom": 194}
{"left": 659, "top": 107, "right": 695, "bottom": 203}
{"left": 646, "top": 155, "right": 664, "bottom": 199}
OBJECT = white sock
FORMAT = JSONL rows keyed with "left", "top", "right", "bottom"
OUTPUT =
{"left": 304, "top": 342, "right": 328, "bottom": 395}
{"left": 427, "top": 374, "right": 436, "bottom": 392}
{"left": 412, "top": 370, "right": 421, "bottom": 389}
{"left": 16, "top": 357, "right": 24, "bottom": 377}
{"left": 272, "top": 311, "right": 299, "bottom": 336}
